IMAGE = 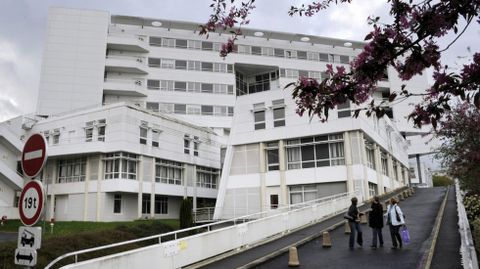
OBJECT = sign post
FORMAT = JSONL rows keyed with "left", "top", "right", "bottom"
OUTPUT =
{"left": 15, "top": 133, "right": 48, "bottom": 267}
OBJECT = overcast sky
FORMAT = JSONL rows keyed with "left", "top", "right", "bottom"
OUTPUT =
{"left": 0, "top": 0, "right": 478, "bottom": 122}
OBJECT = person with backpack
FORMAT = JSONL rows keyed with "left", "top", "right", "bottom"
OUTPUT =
{"left": 368, "top": 196, "right": 384, "bottom": 249}
{"left": 385, "top": 197, "right": 405, "bottom": 249}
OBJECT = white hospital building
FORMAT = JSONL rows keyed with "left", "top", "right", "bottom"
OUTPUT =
{"left": 0, "top": 7, "right": 431, "bottom": 222}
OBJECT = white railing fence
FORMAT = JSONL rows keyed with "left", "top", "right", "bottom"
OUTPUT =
{"left": 456, "top": 181, "right": 479, "bottom": 269}
{"left": 46, "top": 191, "right": 358, "bottom": 269}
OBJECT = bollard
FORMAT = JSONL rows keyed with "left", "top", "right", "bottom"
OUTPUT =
{"left": 360, "top": 212, "right": 368, "bottom": 224}
{"left": 344, "top": 221, "right": 351, "bottom": 234}
{"left": 323, "top": 231, "right": 332, "bottom": 248}
{"left": 403, "top": 191, "right": 408, "bottom": 198}
{"left": 399, "top": 193, "right": 405, "bottom": 201}
{"left": 288, "top": 247, "right": 300, "bottom": 267}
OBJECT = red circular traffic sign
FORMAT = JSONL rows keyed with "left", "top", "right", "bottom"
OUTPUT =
{"left": 21, "top": 133, "right": 48, "bottom": 179}
{"left": 19, "top": 180, "right": 45, "bottom": 226}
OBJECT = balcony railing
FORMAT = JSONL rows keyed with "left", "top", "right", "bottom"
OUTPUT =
{"left": 105, "top": 55, "right": 149, "bottom": 74}
{"left": 103, "top": 78, "right": 147, "bottom": 97}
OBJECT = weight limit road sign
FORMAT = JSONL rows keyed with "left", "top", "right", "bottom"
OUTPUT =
{"left": 18, "top": 180, "right": 45, "bottom": 227}
{"left": 21, "top": 133, "right": 48, "bottom": 179}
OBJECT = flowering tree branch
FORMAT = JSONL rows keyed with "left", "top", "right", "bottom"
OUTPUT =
{"left": 200, "top": 0, "right": 480, "bottom": 129}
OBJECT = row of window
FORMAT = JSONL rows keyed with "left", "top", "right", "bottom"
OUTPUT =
{"left": 140, "top": 195, "right": 168, "bottom": 214}
{"left": 365, "top": 140, "right": 406, "bottom": 181}
{"left": 147, "top": 79, "right": 234, "bottom": 95}
{"left": 148, "top": 58, "right": 233, "bottom": 73}
{"left": 53, "top": 153, "right": 219, "bottom": 189}
{"left": 148, "top": 36, "right": 352, "bottom": 64}
{"left": 148, "top": 102, "right": 234, "bottom": 117}
{"left": 42, "top": 129, "right": 61, "bottom": 145}
{"left": 85, "top": 119, "right": 106, "bottom": 142}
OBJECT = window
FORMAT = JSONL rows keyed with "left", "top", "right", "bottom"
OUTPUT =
{"left": 262, "top": 47, "right": 274, "bottom": 56}
{"left": 149, "top": 36, "right": 162, "bottom": 46}
{"left": 319, "top": 53, "right": 329, "bottom": 62}
{"left": 142, "top": 194, "right": 151, "bottom": 214}
{"left": 368, "top": 183, "right": 377, "bottom": 197}
{"left": 155, "top": 159, "right": 183, "bottom": 185}
{"left": 197, "top": 166, "right": 219, "bottom": 189}
{"left": 227, "top": 64, "right": 233, "bottom": 73}
{"left": 152, "top": 129, "right": 160, "bottom": 147}
{"left": 290, "top": 185, "right": 317, "bottom": 204}
{"left": 337, "top": 101, "right": 351, "bottom": 118}
{"left": 251, "top": 46, "right": 262, "bottom": 55}
{"left": 155, "top": 196, "right": 168, "bottom": 214}
{"left": 161, "top": 38, "right": 175, "bottom": 47}
{"left": 381, "top": 153, "right": 388, "bottom": 176}
{"left": 174, "top": 81, "right": 187, "bottom": 91}
{"left": 104, "top": 152, "right": 137, "bottom": 180}
{"left": 297, "top": 51, "right": 307, "bottom": 60}
{"left": 175, "top": 60, "right": 187, "bottom": 70}
{"left": 57, "top": 158, "right": 86, "bottom": 183}
{"left": 214, "top": 63, "right": 226, "bottom": 73}
{"left": 270, "top": 195, "right": 279, "bottom": 209}
{"left": 201, "top": 62, "right": 213, "bottom": 72}
{"left": 253, "top": 103, "right": 266, "bottom": 130}
{"left": 193, "top": 138, "right": 199, "bottom": 156}
{"left": 52, "top": 129, "right": 60, "bottom": 144}
{"left": 188, "top": 40, "right": 201, "bottom": 49}
{"left": 174, "top": 104, "right": 186, "bottom": 114}
{"left": 307, "top": 52, "right": 319, "bottom": 61}
{"left": 201, "top": 105, "right": 213, "bottom": 115}
{"left": 274, "top": 48, "right": 284, "bottom": 57}
{"left": 228, "top": 107, "right": 234, "bottom": 116}
{"left": 184, "top": 135, "right": 190, "bottom": 154}
{"left": 139, "top": 122, "right": 148, "bottom": 145}
{"left": 366, "top": 142, "right": 375, "bottom": 169}
{"left": 266, "top": 142, "right": 279, "bottom": 171}
{"left": 237, "top": 45, "right": 250, "bottom": 54}
{"left": 114, "top": 194, "right": 122, "bottom": 213}
{"left": 148, "top": 58, "right": 160, "bottom": 67}
{"left": 340, "top": 55, "right": 350, "bottom": 64}
{"left": 272, "top": 99, "right": 285, "bottom": 127}
{"left": 202, "top": 41, "right": 213, "bottom": 50}
{"left": 161, "top": 59, "right": 175, "bottom": 69}
{"left": 97, "top": 119, "right": 106, "bottom": 142}
{"left": 298, "top": 70, "right": 309, "bottom": 77}
{"left": 286, "top": 134, "right": 345, "bottom": 169}
{"left": 187, "top": 82, "right": 201, "bottom": 92}
{"left": 175, "top": 39, "right": 187, "bottom": 48}
{"left": 201, "top": 83, "right": 213, "bottom": 93}
{"left": 285, "top": 50, "right": 297, "bottom": 58}
{"left": 393, "top": 161, "right": 399, "bottom": 181}
{"left": 187, "top": 60, "right": 201, "bottom": 71}
{"left": 85, "top": 121, "right": 94, "bottom": 142}
{"left": 146, "top": 102, "right": 159, "bottom": 112}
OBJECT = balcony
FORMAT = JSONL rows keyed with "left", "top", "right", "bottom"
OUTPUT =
{"left": 105, "top": 55, "right": 149, "bottom": 74}
{"left": 103, "top": 78, "right": 147, "bottom": 97}
{"left": 107, "top": 34, "right": 149, "bottom": 53}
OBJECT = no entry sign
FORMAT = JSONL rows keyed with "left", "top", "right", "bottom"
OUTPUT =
{"left": 18, "top": 180, "right": 45, "bottom": 226}
{"left": 21, "top": 133, "right": 48, "bottom": 179}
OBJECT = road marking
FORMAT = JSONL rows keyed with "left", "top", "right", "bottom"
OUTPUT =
{"left": 24, "top": 150, "right": 43, "bottom": 160}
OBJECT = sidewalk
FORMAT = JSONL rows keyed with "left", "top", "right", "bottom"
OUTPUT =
{"left": 431, "top": 186, "right": 462, "bottom": 269}
{"left": 201, "top": 188, "right": 435, "bottom": 269}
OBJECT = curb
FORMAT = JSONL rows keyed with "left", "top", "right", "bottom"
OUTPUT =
{"left": 420, "top": 186, "right": 450, "bottom": 269}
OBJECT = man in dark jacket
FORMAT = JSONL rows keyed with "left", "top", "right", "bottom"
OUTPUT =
{"left": 368, "top": 196, "right": 384, "bottom": 249}
{"left": 346, "top": 197, "right": 363, "bottom": 249}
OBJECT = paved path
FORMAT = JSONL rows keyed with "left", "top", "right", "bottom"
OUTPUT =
{"left": 200, "top": 188, "right": 423, "bottom": 269}
{"left": 203, "top": 188, "right": 445, "bottom": 269}
{"left": 431, "top": 186, "right": 462, "bottom": 269}
{"left": 252, "top": 187, "right": 446, "bottom": 269}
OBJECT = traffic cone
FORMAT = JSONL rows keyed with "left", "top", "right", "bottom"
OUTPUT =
{"left": 360, "top": 213, "right": 368, "bottom": 224}
{"left": 344, "top": 221, "right": 351, "bottom": 234}
{"left": 288, "top": 247, "right": 300, "bottom": 267}
{"left": 323, "top": 231, "right": 332, "bottom": 248}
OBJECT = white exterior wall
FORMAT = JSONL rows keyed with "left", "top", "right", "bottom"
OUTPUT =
{"left": 37, "top": 7, "right": 109, "bottom": 116}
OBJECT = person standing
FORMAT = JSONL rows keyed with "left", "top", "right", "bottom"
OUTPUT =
{"left": 346, "top": 197, "right": 363, "bottom": 249}
{"left": 386, "top": 197, "right": 405, "bottom": 249}
{"left": 368, "top": 196, "right": 384, "bottom": 249}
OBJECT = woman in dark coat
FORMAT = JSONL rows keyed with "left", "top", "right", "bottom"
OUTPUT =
{"left": 368, "top": 196, "right": 384, "bottom": 249}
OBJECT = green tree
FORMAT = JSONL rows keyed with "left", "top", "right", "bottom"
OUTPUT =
{"left": 179, "top": 198, "right": 194, "bottom": 229}
{"left": 432, "top": 174, "right": 454, "bottom": 187}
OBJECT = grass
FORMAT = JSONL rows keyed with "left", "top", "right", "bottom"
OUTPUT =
{"left": 0, "top": 219, "right": 180, "bottom": 269}
{"left": 0, "top": 219, "right": 179, "bottom": 238}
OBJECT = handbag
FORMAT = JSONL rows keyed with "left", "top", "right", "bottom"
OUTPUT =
{"left": 395, "top": 206, "right": 401, "bottom": 222}
{"left": 401, "top": 225, "right": 410, "bottom": 244}
{"left": 344, "top": 213, "right": 354, "bottom": 221}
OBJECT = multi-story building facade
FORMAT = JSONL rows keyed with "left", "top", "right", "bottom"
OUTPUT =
{"left": 0, "top": 7, "right": 432, "bottom": 221}
{"left": 1, "top": 103, "right": 221, "bottom": 221}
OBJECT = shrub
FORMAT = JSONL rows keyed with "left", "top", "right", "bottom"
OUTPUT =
{"left": 432, "top": 175, "right": 454, "bottom": 187}
{"left": 464, "top": 194, "right": 480, "bottom": 221}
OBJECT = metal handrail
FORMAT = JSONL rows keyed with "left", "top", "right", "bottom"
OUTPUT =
{"left": 45, "top": 191, "right": 355, "bottom": 269}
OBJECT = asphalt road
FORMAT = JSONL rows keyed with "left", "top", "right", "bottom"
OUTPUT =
{"left": 0, "top": 232, "right": 17, "bottom": 243}
{"left": 254, "top": 188, "right": 447, "bottom": 269}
